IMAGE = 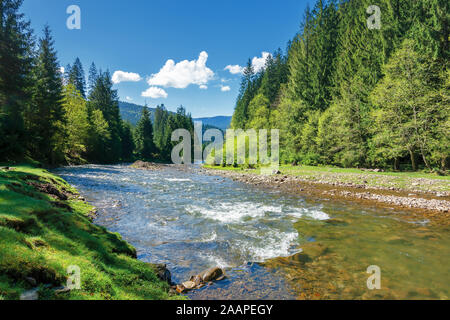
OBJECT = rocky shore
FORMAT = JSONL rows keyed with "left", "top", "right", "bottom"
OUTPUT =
{"left": 199, "top": 167, "right": 450, "bottom": 223}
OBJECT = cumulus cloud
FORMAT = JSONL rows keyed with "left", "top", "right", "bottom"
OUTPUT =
{"left": 252, "top": 52, "right": 271, "bottom": 73}
{"left": 112, "top": 71, "right": 142, "bottom": 84}
{"left": 147, "top": 51, "right": 214, "bottom": 89}
{"left": 199, "top": 85, "right": 208, "bottom": 90}
{"left": 59, "top": 67, "right": 65, "bottom": 74}
{"left": 126, "top": 96, "right": 133, "bottom": 101}
{"left": 141, "top": 87, "right": 168, "bottom": 99}
{"left": 224, "top": 65, "right": 244, "bottom": 75}
{"left": 220, "top": 85, "right": 231, "bottom": 92}
{"left": 224, "top": 52, "right": 272, "bottom": 75}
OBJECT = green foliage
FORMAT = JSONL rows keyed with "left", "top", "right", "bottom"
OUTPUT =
{"left": 62, "top": 84, "right": 89, "bottom": 164}
{"left": 25, "top": 26, "right": 65, "bottom": 165}
{"left": 87, "top": 71, "right": 122, "bottom": 163}
{"left": 68, "top": 58, "right": 86, "bottom": 98}
{"left": 232, "top": 0, "right": 449, "bottom": 172}
{"left": 134, "top": 107, "right": 155, "bottom": 160}
{"left": 0, "top": 0, "right": 34, "bottom": 161}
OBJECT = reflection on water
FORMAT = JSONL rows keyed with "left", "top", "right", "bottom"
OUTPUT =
{"left": 54, "top": 165, "right": 450, "bottom": 300}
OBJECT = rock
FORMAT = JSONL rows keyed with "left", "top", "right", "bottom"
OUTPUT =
{"left": 191, "top": 275, "right": 203, "bottom": 286}
{"left": 215, "top": 275, "right": 226, "bottom": 281}
{"left": 152, "top": 263, "right": 172, "bottom": 285}
{"left": 272, "top": 170, "right": 282, "bottom": 175}
{"left": 20, "top": 288, "right": 39, "bottom": 300}
{"left": 25, "top": 277, "right": 37, "bottom": 286}
{"left": 182, "top": 281, "right": 196, "bottom": 290}
{"left": 54, "top": 286, "right": 71, "bottom": 295}
{"left": 201, "top": 267, "right": 224, "bottom": 282}
{"left": 176, "top": 284, "right": 186, "bottom": 294}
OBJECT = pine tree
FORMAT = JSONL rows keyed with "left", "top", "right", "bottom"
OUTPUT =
{"left": 87, "top": 109, "right": 110, "bottom": 163}
{"left": 0, "top": 0, "right": 34, "bottom": 161}
{"left": 26, "top": 26, "right": 65, "bottom": 164}
{"left": 153, "top": 104, "right": 168, "bottom": 152}
{"left": 69, "top": 57, "right": 86, "bottom": 98}
{"left": 87, "top": 62, "right": 98, "bottom": 96}
{"left": 134, "top": 106, "right": 155, "bottom": 160}
{"left": 121, "top": 121, "right": 135, "bottom": 162}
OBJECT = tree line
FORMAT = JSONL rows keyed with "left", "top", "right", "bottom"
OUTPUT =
{"left": 0, "top": 0, "right": 193, "bottom": 165}
{"left": 231, "top": 0, "right": 448, "bottom": 172}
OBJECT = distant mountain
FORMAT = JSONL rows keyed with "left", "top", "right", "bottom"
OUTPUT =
{"left": 194, "top": 116, "right": 231, "bottom": 131}
{"left": 119, "top": 101, "right": 232, "bottom": 130}
{"left": 119, "top": 101, "right": 156, "bottom": 125}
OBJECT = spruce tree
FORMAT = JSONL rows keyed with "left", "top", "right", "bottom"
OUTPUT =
{"left": 26, "top": 26, "right": 65, "bottom": 164}
{"left": 69, "top": 57, "right": 86, "bottom": 98}
{"left": 87, "top": 62, "right": 98, "bottom": 96}
{"left": 121, "top": 121, "right": 135, "bottom": 162}
{"left": 0, "top": 0, "right": 33, "bottom": 161}
{"left": 134, "top": 106, "right": 155, "bottom": 160}
{"left": 87, "top": 71, "right": 122, "bottom": 162}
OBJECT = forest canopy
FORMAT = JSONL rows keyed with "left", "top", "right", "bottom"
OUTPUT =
{"left": 230, "top": 0, "right": 449, "bottom": 171}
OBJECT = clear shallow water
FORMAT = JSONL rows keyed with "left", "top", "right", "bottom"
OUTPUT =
{"left": 54, "top": 164, "right": 450, "bottom": 300}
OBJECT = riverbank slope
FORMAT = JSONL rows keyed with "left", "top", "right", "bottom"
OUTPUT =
{"left": 0, "top": 164, "right": 182, "bottom": 300}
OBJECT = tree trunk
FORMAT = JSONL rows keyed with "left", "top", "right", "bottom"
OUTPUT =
{"left": 394, "top": 158, "right": 399, "bottom": 171}
{"left": 409, "top": 149, "right": 417, "bottom": 171}
{"left": 420, "top": 148, "right": 432, "bottom": 171}
{"left": 442, "top": 156, "right": 448, "bottom": 171}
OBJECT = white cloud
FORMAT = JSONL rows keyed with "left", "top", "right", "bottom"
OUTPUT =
{"left": 220, "top": 85, "right": 231, "bottom": 92}
{"left": 126, "top": 96, "right": 133, "bottom": 101}
{"left": 112, "top": 71, "right": 142, "bottom": 84}
{"left": 141, "top": 87, "right": 168, "bottom": 99}
{"left": 147, "top": 51, "right": 214, "bottom": 89}
{"left": 224, "top": 65, "right": 244, "bottom": 75}
{"left": 252, "top": 52, "right": 271, "bottom": 73}
{"left": 199, "top": 85, "right": 208, "bottom": 90}
{"left": 224, "top": 52, "right": 272, "bottom": 75}
{"left": 59, "top": 67, "right": 65, "bottom": 74}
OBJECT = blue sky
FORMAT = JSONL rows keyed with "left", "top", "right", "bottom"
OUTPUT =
{"left": 22, "top": 0, "right": 310, "bottom": 117}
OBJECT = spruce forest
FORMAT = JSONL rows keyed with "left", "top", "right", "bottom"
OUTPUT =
{"left": 231, "top": 0, "right": 448, "bottom": 172}
{"left": 0, "top": 0, "right": 193, "bottom": 165}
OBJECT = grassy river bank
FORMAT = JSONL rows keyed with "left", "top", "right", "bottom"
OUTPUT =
{"left": 0, "top": 164, "right": 183, "bottom": 300}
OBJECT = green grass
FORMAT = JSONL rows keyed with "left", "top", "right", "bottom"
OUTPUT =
{"left": 204, "top": 164, "right": 450, "bottom": 192}
{"left": 0, "top": 164, "right": 185, "bottom": 300}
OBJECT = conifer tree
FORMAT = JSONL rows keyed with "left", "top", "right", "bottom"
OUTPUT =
{"left": 134, "top": 106, "right": 155, "bottom": 160}
{"left": 0, "top": 0, "right": 33, "bottom": 160}
{"left": 87, "top": 62, "right": 98, "bottom": 96}
{"left": 69, "top": 57, "right": 86, "bottom": 98}
{"left": 26, "top": 26, "right": 65, "bottom": 164}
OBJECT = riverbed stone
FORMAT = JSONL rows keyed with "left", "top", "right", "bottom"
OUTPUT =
{"left": 151, "top": 263, "right": 172, "bottom": 285}
{"left": 201, "top": 267, "right": 224, "bottom": 282}
{"left": 182, "top": 281, "right": 196, "bottom": 290}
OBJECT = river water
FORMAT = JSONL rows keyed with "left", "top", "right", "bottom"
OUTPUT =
{"left": 54, "top": 164, "right": 450, "bottom": 300}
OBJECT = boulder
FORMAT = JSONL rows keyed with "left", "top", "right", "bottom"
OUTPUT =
{"left": 200, "top": 267, "right": 224, "bottom": 282}
{"left": 182, "top": 281, "right": 196, "bottom": 290}
{"left": 152, "top": 263, "right": 172, "bottom": 285}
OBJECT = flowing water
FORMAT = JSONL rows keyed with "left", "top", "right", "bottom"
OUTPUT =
{"left": 54, "top": 164, "right": 450, "bottom": 300}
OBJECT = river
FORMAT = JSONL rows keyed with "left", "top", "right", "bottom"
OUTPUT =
{"left": 54, "top": 164, "right": 450, "bottom": 300}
